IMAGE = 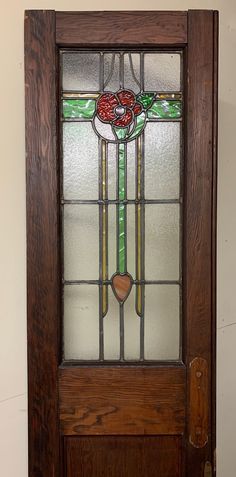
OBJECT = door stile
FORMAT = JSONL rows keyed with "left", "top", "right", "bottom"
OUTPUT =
{"left": 25, "top": 10, "right": 61, "bottom": 477}
{"left": 184, "top": 10, "right": 218, "bottom": 476}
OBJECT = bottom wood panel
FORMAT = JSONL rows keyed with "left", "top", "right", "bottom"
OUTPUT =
{"left": 65, "top": 436, "right": 182, "bottom": 477}
{"left": 60, "top": 367, "right": 185, "bottom": 435}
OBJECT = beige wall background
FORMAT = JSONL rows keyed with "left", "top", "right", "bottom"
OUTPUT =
{"left": 0, "top": 1, "right": 235, "bottom": 476}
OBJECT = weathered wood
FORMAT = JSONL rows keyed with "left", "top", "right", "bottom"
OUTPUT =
{"left": 59, "top": 366, "right": 186, "bottom": 435}
{"left": 25, "top": 10, "right": 60, "bottom": 477}
{"left": 56, "top": 11, "right": 187, "bottom": 46}
{"left": 65, "top": 436, "right": 182, "bottom": 477}
{"left": 189, "top": 358, "right": 209, "bottom": 448}
{"left": 184, "top": 9, "right": 218, "bottom": 476}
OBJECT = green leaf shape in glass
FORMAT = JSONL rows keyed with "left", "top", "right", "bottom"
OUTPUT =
{"left": 63, "top": 99, "right": 96, "bottom": 119}
{"left": 113, "top": 127, "right": 129, "bottom": 141}
{"left": 148, "top": 100, "right": 182, "bottom": 119}
{"left": 128, "top": 112, "right": 146, "bottom": 141}
{"left": 136, "top": 92, "right": 155, "bottom": 109}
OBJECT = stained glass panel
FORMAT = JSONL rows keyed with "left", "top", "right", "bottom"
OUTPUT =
{"left": 61, "top": 50, "right": 183, "bottom": 362}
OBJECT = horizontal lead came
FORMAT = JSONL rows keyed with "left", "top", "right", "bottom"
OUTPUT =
{"left": 61, "top": 198, "right": 182, "bottom": 205}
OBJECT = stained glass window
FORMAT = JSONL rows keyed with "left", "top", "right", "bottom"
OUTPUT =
{"left": 61, "top": 51, "right": 183, "bottom": 362}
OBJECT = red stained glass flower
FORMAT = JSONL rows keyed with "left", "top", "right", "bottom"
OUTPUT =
{"left": 97, "top": 89, "right": 143, "bottom": 128}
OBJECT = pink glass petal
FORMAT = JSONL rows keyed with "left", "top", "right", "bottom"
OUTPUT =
{"left": 113, "top": 109, "right": 133, "bottom": 127}
{"left": 117, "top": 90, "right": 135, "bottom": 108}
{"left": 97, "top": 93, "right": 119, "bottom": 122}
{"left": 133, "top": 102, "right": 142, "bottom": 116}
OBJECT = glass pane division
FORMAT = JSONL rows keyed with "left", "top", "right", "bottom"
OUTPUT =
{"left": 61, "top": 49, "right": 183, "bottom": 362}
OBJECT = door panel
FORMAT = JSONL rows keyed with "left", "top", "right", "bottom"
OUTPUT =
{"left": 65, "top": 436, "right": 182, "bottom": 477}
{"left": 25, "top": 9, "right": 218, "bottom": 477}
{"left": 60, "top": 367, "right": 185, "bottom": 435}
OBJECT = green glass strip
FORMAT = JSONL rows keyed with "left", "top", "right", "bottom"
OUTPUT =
{"left": 148, "top": 100, "right": 182, "bottom": 119}
{"left": 63, "top": 99, "right": 96, "bottom": 119}
{"left": 118, "top": 144, "right": 126, "bottom": 273}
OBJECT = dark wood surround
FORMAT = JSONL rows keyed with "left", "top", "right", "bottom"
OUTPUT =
{"left": 25, "top": 10, "right": 218, "bottom": 477}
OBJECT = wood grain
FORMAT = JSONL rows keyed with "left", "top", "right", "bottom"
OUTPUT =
{"left": 189, "top": 358, "right": 209, "bottom": 448}
{"left": 25, "top": 10, "right": 60, "bottom": 477}
{"left": 184, "top": 10, "right": 218, "bottom": 476}
{"left": 56, "top": 11, "right": 187, "bottom": 46}
{"left": 59, "top": 366, "right": 185, "bottom": 435}
{"left": 65, "top": 436, "right": 182, "bottom": 477}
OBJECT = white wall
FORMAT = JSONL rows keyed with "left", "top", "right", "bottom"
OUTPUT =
{"left": 0, "top": 1, "right": 235, "bottom": 476}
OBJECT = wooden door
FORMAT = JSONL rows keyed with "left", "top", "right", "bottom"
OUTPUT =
{"left": 25, "top": 10, "right": 218, "bottom": 477}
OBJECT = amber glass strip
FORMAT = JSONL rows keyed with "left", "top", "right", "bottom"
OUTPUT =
{"left": 101, "top": 140, "right": 108, "bottom": 316}
{"left": 136, "top": 135, "right": 143, "bottom": 317}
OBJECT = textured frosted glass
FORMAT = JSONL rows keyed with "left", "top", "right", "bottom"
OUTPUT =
{"left": 63, "top": 123, "right": 98, "bottom": 200}
{"left": 144, "top": 53, "right": 181, "bottom": 91}
{"left": 64, "top": 205, "right": 99, "bottom": 280}
{"left": 145, "top": 123, "right": 180, "bottom": 199}
{"left": 62, "top": 53, "right": 100, "bottom": 91}
{"left": 104, "top": 288, "right": 140, "bottom": 361}
{"left": 124, "top": 289, "right": 140, "bottom": 360}
{"left": 104, "top": 288, "right": 120, "bottom": 360}
{"left": 124, "top": 53, "right": 140, "bottom": 93}
{"left": 104, "top": 53, "right": 120, "bottom": 91}
{"left": 127, "top": 141, "right": 136, "bottom": 199}
{"left": 145, "top": 205, "right": 180, "bottom": 280}
{"left": 64, "top": 285, "right": 99, "bottom": 360}
{"left": 108, "top": 206, "right": 135, "bottom": 279}
{"left": 145, "top": 285, "right": 180, "bottom": 360}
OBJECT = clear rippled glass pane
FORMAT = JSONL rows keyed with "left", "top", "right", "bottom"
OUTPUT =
{"left": 144, "top": 53, "right": 181, "bottom": 91}
{"left": 145, "top": 205, "right": 180, "bottom": 281}
{"left": 62, "top": 53, "right": 100, "bottom": 91}
{"left": 64, "top": 205, "right": 99, "bottom": 280}
{"left": 144, "top": 285, "right": 180, "bottom": 360}
{"left": 63, "top": 123, "right": 98, "bottom": 200}
{"left": 103, "top": 288, "right": 120, "bottom": 360}
{"left": 124, "top": 288, "right": 140, "bottom": 360}
{"left": 64, "top": 285, "right": 99, "bottom": 360}
{"left": 103, "top": 53, "right": 120, "bottom": 91}
{"left": 145, "top": 122, "right": 180, "bottom": 200}
{"left": 124, "top": 53, "right": 141, "bottom": 93}
{"left": 107, "top": 143, "right": 116, "bottom": 200}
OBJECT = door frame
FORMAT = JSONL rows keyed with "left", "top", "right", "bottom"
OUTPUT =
{"left": 25, "top": 10, "right": 218, "bottom": 476}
